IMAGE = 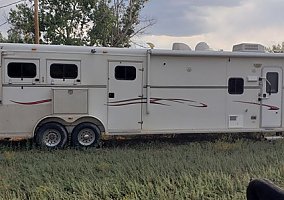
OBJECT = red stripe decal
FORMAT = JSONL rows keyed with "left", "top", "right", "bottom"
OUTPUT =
{"left": 108, "top": 97, "right": 208, "bottom": 108}
{"left": 234, "top": 100, "right": 279, "bottom": 110}
{"left": 10, "top": 99, "right": 52, "bottom": 105}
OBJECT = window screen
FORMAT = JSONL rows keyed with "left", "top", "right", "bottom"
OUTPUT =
{"left": 228, "top": 78, "right": 244, "bottom": 95}
{"left": 266, "top": 72, "right": 278, "bottom": 94}
{"left": 50, "top": 63, "right": 78, "bottom": 79}
{"left": 8, "top": 62, "right": 36, "bottom": 78}
{"left": 115, "top": 66, "right": 136, "bottom": 80}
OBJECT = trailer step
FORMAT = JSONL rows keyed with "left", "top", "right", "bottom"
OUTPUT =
{"left": 264, "top": 136, "right": 284, "bottom": 141}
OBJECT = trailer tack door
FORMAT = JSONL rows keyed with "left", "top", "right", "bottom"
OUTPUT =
{"left": 108, "top": 62, "right": 143, "bottom": 132}
{"left": 261, "top": 67, "right": 282, "bottom": 128}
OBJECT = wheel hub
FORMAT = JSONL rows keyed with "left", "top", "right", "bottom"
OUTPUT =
{"left": 43, "top": 130, "right": 61, "bottom": 147}
{"left": 83, "top": 134, "right": 90, "bottom": 139}
{"left": 78, "top": 128, "right": 96, "bottom": 146}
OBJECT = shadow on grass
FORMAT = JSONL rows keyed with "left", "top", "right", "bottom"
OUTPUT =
{"left": 102, "top": 132, "right": 262, "bottom": 148}
{"left": 0, "top": 132, "right": 262, "bottom": 151}
{"left": 0, "top": 139, "right": 35, "bottom": 151}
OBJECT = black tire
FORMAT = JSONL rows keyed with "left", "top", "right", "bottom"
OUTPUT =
{"left": 71, "top": 123, "right": 101, "bottom": 147}
{"left": 35, "top": 122, "right": 68, "bottom": 149}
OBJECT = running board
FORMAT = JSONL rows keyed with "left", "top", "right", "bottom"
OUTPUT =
{"left": 264, "top": 136, "right": 284, "bottom": 141}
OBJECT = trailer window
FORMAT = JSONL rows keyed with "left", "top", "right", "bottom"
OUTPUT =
{"left": 228, "top": 78, "right": 244, "bottom": 94}
{"left": 50, "top": 64, "right": 78, "bottom": 79}
{"left": 266, "top": 72, "right": 278, "bottom": 94}
{"left": 115, "top": 66, "right": 136, "bottom": 80}
{"left": 8, "top": 62, "right": 36, "bottom": 78}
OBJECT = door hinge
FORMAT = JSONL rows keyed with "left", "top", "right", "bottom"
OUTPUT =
{"left": 139, "top": 68, "right": 144, "bottom": 71}
{"left": 138, "top": 121, "right": 143, "bottom": 124}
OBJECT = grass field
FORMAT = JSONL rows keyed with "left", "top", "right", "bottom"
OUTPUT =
{"left": 0, "top": 137, "right": 284, "bottom": 200}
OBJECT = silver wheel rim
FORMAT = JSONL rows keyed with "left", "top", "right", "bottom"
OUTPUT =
{"left": 78, "top": 128, "right": 96, "bottom": 146}
{"left": 43, "top": 129, "right": 62, "bottom": 147}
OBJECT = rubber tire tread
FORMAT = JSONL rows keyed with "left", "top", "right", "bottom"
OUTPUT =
{"left": 71, "top": 122, "right": 101, "bottom": 147}
{"left": 35, "top": 122, "right": 68, "bottom": 149}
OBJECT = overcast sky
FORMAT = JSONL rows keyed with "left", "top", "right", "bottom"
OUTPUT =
{"left": 137, "top": 0, "right": 284, "bottom": 50}
{"left": 0, "top": 0, "right": 14, "bottom": 35}
{"left": 1, "top": 0, "right": 284, "bottom": 50}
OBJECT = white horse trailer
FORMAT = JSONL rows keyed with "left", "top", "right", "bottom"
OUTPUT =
{"left": 0, "top": 42, "right": 283, "bottom": 147}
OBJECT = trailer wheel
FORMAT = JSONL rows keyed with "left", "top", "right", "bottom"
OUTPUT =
{"left": 71, "top": 123, "right": 101, "bottom": 147}
{"left": 35, "top": 122, "right": 68, "bottom": 148}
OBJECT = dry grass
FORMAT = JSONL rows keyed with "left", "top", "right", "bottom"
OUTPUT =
{"left": 0, "top": 138, "right": 283, "bottom": 199}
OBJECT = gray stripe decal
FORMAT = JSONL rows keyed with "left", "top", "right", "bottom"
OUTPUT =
{"left": 150, "top": 86, "right": 227, "bottom": 89}
{"left": 3, "top": 84, "right": 107, "bottom": 88}
{"left": 3, "top": 84, "right": 260, "bottom": 89}
{"left": 148, "top": 86, "right": 260, "bottom": 89}
{"left": 244, "top": 86, "right": 260, "bottom": 89}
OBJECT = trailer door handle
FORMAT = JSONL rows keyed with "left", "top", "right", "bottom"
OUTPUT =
{"left": 109, "top": 93, "right": 115, "bottom": 98}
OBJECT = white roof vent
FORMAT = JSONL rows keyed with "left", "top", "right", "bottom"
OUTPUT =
{"left": 233, "top": 43, "right": 265, "bottom": 53}
{"left": 172, "top": 43, "right": 192, "bottom": 51}
{"left": 195, "top": 42, "right": 211, "bottom": 51}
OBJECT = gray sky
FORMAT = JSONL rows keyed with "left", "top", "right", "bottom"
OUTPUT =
{"left": 0, "top": 0, "right": 18, "bottom": 35}
{"left": 141, "top": 0, "right": 243, "bottom": 36}
{"left": 137, "top": 0, "right": 284, "bottom": 50}
{"left": 1, "top": 0, "right": 284, "bottom": 50}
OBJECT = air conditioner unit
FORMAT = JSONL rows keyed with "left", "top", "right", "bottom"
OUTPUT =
{"left": 232, "top": 43, "right": 265, "bottom": 53}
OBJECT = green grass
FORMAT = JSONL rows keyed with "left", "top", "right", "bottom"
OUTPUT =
{"left": 0, "top": 138, "right": 284, "bottom": 200}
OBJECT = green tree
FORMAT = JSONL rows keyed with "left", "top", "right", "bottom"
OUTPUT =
{"left": 8, "top": 3, "right": 34, "bottom": 43}
{"left": 0, "top": 32, "right": 7, "bottom": 42}
{"left": 89, "top": 0, "right": 154, "bottom": 47}
{"left": 266, "top": 42, "right": 284, "bottom": 53}
{"left": 7, "top": 0, "right": 153, "bottom": 47}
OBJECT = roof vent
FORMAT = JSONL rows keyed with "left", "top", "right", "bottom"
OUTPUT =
{"left": 232, "top": 43, "right": 265, "bottom": 53}
{"left": 195, "top": 42, "right": 211, "bottom": 51}
{"left": 172, "top": 43, "right": 192, "bottom": 51}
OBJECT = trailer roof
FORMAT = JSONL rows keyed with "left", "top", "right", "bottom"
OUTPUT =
{"left": 151, "top": 49, "right": 284, "bottom": 58}
{"left": 0, "top": 43, "right": 147, "bottom": 55}
{"left": 1, "top": 43, "right": 284, "bottom": 59}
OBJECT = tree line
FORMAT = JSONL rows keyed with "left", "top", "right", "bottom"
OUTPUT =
{"left": 0, "top": 0, "right": 154, "bottom": 47}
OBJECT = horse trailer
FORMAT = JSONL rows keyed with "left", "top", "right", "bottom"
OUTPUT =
{"left": 0, "top": 42, "right": 283, "bottom": 147}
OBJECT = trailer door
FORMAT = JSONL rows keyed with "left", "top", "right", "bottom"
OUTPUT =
{"left": 108, "top": 62, "right": 143, "bottom": 132}
{"left": 261, "top": 67, "right": 282, "bottom": 128}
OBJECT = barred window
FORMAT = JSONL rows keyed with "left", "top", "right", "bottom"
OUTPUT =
{"left": 8, "top": 62, "right": 36, "bottom": 78}
{"left": 228, "top": 78, "right": 244, "bottom": 95}
{"left": 115, "top": 66, "right": 136, "bottom": 80}
{"left": 266, "top": 72, "right": 278, "bottom": 94}
{"left": 50, "top": 63, "right": 78, "bottom": 79}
